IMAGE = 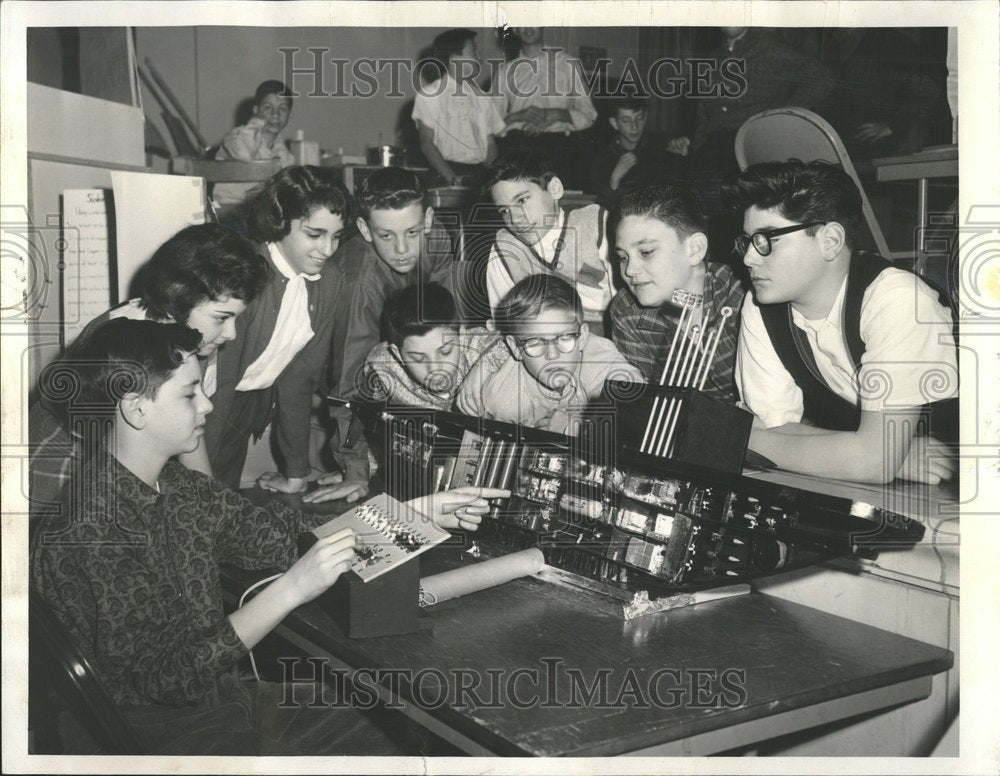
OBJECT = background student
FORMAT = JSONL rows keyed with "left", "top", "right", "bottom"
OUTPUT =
{"left": 204, "top": 165, "right": 354, "bottom": 497}
{"left": 313, "top": 167, "right": 457, "bottom": 504}
{"left": 30, "top": 223, "right": 269, "bottom": 511}
{"left": 610, "top": 183, "right": 746, "bottom": 402}
{"left": 484, "top": 152, "right": 615, "bottom": 330}
{"left": 457, "top": 274, "right": 642, "bottom": 435}
{"left": 726, "top": 160, "right": 958, "bottom": 484}
{"left": 213, "top": 80, "right": 296, "bottom": 211}
{"left": 587, "top": 96, "right": 684, "bottom": 207}
{"left": 496, "top": 27, "right": 598, "bottom": 190}
{"left": 412, "top": 28, "right": 505, "bottom": 189}
{"left": 666, "top": 27, "right": 833, "bottom": 249}
{"left": 359, "top": 282, "right": 499, "bottom": 410}
{"left": 30, "top": 318, "right": 506, "bottom": 755}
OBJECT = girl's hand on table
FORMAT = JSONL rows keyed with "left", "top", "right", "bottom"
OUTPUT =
{"left": 407, "top": 486, "right": 511, "bottom": 531}
{"left": 302, "top": 472, "right": 369, "bottom": 504}
{"left": 257, "top": 472, "right": 308, "bottom": 494}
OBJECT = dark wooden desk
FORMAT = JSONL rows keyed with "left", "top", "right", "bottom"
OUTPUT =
{"left": 222, "top": 540, "right": 953, "bottom": 757}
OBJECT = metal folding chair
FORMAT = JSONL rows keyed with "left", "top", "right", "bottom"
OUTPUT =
{"left": 734, "top": 107, "right": 893, "bottom": 259}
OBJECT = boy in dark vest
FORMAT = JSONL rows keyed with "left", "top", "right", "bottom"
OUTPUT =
{"left": 726, "top": 161, "right": 957, "bottom": 484}
{"left": 484, "top": 152, "right": 615, "bottom": 329}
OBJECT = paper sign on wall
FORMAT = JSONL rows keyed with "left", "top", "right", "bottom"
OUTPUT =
{"left": 110, "top": 170, "right": 206, "bottom": 300}
{"left": 61, "top": 189, "right": 112, "bottom": 346}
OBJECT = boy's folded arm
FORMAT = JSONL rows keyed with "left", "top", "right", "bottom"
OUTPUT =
{"left": 748, "top": 409, "right": 916, "bottom": 484}
{"left": 219, "top": 123, "right": 264, "bottom": 161}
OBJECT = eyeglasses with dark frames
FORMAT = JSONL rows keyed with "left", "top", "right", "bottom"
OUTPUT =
{"left": 513, "top": 329, "right": 582, "bottom": 358}
{"left": 734, "top": 221, "right": 825, "bottom": 257}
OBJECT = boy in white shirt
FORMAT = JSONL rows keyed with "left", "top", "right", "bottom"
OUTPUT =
{"left": 484, "top": 151, "right": 615, "bottom": 329}
{"left": 214, "top": 80, "right": 296, "bottom": 209}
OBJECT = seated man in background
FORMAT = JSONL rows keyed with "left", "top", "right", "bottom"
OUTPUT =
{"left": 456, "top": 275, "right": 642, "bottom": 435}
{"left": 485, "top": 152, "right": 615, "bottom": 330}
{"left": 30, "top": 223, "right": 269, "bottom": 514}
{"left": 495, "top": 26, "right": 598, "bottom": 190}
{"left": 360, "top": 282, "right": 499, "bottom": 410}
{"left": 413, "top": 28, "right": 504, "bottom": 189}
{"left": 587, "top": 96, "right": 684, "bottom": 208}
{"left": 610, "top": 182, "right": 746, "bottom": 402}
{"left": 667, "top": 27, "right": 833, "bottom": 246}
{"left": 817, "top": 27, "right": 952, "bottom": 162}
{"left": 213, "top": 79, "right": 296, "bottom": 213}
{"left": 726, "top": 161, "right": 958, "bottom": 484}
{"left": 30, "top": 318, "right": 504, "bottom": 755}
{"left": 314, "top": 168, "right": 456, "bottom": 503}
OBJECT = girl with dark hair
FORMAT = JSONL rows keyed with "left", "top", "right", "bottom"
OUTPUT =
{"left": 30, "top": 223, "right": 269, "bottom": 510}
{"left": 204, "top": 165, "right": 364, "bottom": 498}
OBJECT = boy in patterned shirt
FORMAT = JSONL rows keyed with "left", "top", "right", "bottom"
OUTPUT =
{"left": 610, "top": 183, "right": 747, "bottom": 402}
{"left": 361, "top": 282, "right": 499, "bottom": 409}
{"left": 30, "top": 318, "right": 503, "bottom": 754}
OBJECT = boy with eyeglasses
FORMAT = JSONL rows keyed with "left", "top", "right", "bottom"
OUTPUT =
{"left": 456, "top": 275, "right": 642, "bottom": 434}
{"left": 588, "top": 97, "right": 685, "bottom": 207}
{"left": 725, "top": 160, "right": 957, "bottom": 485}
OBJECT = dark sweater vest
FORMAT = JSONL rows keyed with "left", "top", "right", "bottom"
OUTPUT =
{"left": 757, "top": 252, "right": 958, "bottom": 442}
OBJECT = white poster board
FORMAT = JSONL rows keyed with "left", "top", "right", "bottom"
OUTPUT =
{"left": 110, "top": 170, "right": 206, "bottom": 300}
{"left": 61, "top": 189, "right": 112, "bottom": 346}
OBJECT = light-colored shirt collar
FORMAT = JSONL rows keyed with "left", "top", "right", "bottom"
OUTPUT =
{"left": 533, "top": 207, "right": 566, "bottom": 263}
{"left": 267, "top": 242, "right": 320, "bottom": 282}
{"left": 792, "top": 275, "right": 848, "bottom": 333}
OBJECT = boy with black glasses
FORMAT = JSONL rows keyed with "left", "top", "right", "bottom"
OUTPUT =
{"left": 725, "top": 161, "right": 957, "bottom": 484}
{"left": 456, "top": 275, "right": 641, "bottom": 434}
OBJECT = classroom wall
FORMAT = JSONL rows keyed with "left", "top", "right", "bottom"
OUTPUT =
{"left": 134, "top": 26, "right": 643, "bottom": 159}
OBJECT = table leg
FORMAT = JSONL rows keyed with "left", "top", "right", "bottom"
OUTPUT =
{"left": 917, "top": 177, "right": 929, "bottom": 272}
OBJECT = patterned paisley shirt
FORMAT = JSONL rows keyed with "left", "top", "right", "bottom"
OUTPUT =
{"left": 30, "top": 455, "right": 329, "bottom": 708}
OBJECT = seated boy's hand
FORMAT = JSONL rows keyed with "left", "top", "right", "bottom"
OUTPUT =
{"left": 302, "top": 472, "right": 370, "bottom": 504}
{"left": 667, "top": 136, "right": 691, "bottom": 156}
{"left": 610, "top": 152, "right": 639, "bottom": 189}
{"left": 407, "top": 486, "right": 511, "bottom": 531}
{"left": 896, "top": 435, "right": 956, "bottom": 485}
{"left": 258, "top": 472, "right": 308, "bottom": 494}
{"left": 285, "top": 527, "right": 358, "bottom": 605}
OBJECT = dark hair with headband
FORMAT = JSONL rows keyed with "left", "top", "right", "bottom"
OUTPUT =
{"left": 247, "top": 165, "right": 351, "bottom": 243}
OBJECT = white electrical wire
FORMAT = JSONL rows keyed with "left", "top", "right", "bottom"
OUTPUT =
{"left": 238, "top": 572, "right": 283, "bottom": 681}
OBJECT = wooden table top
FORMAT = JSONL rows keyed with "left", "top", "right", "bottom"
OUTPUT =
{"left": 223, "top": 539, "right": 953, "bottom": 757}
{"left": 871, "top": 144, "right": 958, "bottom": 181}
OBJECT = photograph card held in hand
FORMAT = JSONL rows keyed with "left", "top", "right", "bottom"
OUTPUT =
{"left": 310, "top": 494, "right": 451, "bottom": 583}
